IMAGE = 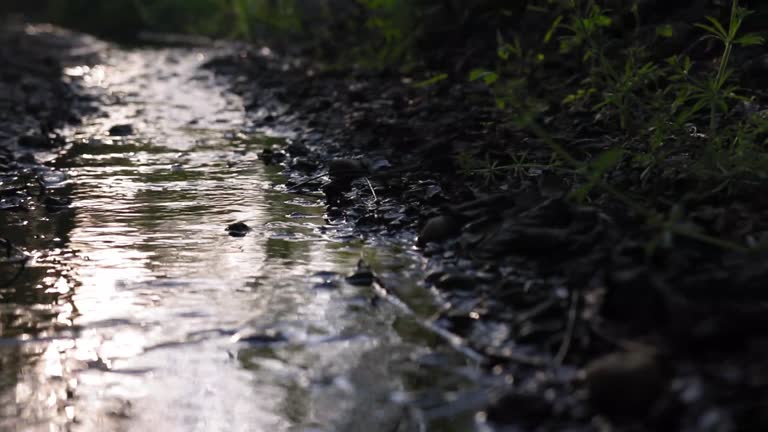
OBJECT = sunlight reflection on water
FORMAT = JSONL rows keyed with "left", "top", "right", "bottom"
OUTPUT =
{"left": 0, "top": 42, "right": 478, "bottom": 432}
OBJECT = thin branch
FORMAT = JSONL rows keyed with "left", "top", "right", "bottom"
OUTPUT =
{"left": 285, "top": 173, "right": 327, "bottom": 192}
{"left": 554, "top": 290, "right": 579, "bottom": 366}
{"left": 372, "top": 280, "right": 487, "bottom": 364}
{"left": 364, "top": 177, "right": 378, "bottom": 202}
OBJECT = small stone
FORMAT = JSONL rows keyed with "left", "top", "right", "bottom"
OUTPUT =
{"left": 328, "top": 159, "right": 367, "bottom": 180}
{"left": 322, "top": 179, "right": 353, "bottom": 204}
{"left": 584, "top": 347, "right": 664, "bottom": 417}
{"left": 226, "top": 222, "right": 251, "bottom": 237}
{"left": 109, "top": 124, "right": 134, "bottom": 136}
{"left": 345, "top": 260, "right": 374, "bottom": 286}
{"left": 258, "top": 148, "right": 274, "bottom": 164}
{"left": 417, "top": 215, "right": 461, "bottom": 246}
{"left": 286, "top": 141, "right": 309, "bottom": 156}
{"left": 231, "top": 329, "right": 286, "bottom": 346}
{"left": 311, "top": 271, "right": 341, "bottom": 290}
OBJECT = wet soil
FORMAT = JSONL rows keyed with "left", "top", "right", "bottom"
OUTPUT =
{"left": 207, "top": 36, "right": 768, "bottom": 432}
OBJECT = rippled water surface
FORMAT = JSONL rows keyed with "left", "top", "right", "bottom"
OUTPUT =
{"left": 0, "top": 43, "right": 482, "bottom": 431}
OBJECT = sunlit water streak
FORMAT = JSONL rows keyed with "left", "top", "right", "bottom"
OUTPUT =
{"left": 0, "top": 43, "right": 480, "bottom": 432}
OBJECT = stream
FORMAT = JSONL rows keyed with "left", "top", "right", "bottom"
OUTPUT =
{"left": 0, "top": 39, "right": 485, "bottom": 431}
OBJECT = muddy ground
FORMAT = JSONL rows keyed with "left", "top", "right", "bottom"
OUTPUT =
{"left": 3, "top": 19, "right": 768, "bottom": 431}
{"left": 208, "top": 38, "right": 768, "bottom": 431}
{"left": 1, "top": 22, "right": 99, "bottom": 212}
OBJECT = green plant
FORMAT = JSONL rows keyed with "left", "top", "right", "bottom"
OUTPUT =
{"left": 454, "top": 147, "right": 569, "bottom": 188}
{"left": 693, "top": 0, "right": 763, "bottom": 133}
{"left": 570, "top": 147, "right": 623, "bottom": 203}
{"left": 355, "top": 0, "right": 416, "bottom": 68}
{"left": 593, "top": 49, "right": 659, "bottom": 130}
{"left": 558, "top": 0, "right": 613, "bottom": 65}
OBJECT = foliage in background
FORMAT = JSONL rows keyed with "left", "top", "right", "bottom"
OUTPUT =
{"left": 462, "top": 0, "right": 767, "bottom": 251}
{"left": 3, "top": 0, "right": 768, "bottom": 250}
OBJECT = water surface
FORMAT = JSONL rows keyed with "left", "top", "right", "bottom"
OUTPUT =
{"left": 0, "top": 43, "right": 482, "bottom": 431}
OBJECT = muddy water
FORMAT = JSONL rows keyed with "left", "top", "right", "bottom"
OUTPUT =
{"left": 0, "top": 45, "right": 484, "bottom": 431}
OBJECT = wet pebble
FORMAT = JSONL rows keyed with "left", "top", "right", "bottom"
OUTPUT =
{"left": 417, "top": 214, "right": 461, "bottom": 246}
{"left": 37, "top": 171, "right": 67, "bottom": 186}
{"left": 259, "top": 148, "right": 287, "bottom": 165}
{"left": 368, "top": 158, "right": 391, "bottom": 171}
{"left": 311, "top": 271, "right": 341, "bottom": 290}
{"left": 345, "top": 260, "right": 374, "bottom": 286}
{"left": 584, "top": 347, "right": 664, "bottom": 417}
{"left": 226, "top": 222, "right": 252, "bottom": 237}
{"left": 322, "top": 179, "right": 353, "bottom": 203}
{"left": 232, "top": 330, "right": 287, "bottom": 346}
{"left": 286, "top": 141, "right": 310, "bottom": 156}
{"left": 108, "top": 124, "right": 134, "bottom": 136}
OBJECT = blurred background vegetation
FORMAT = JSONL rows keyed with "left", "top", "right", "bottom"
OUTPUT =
{"left": 0, "top": 0, "right": 528, "bottom": 67}
{"left": 4, "top": 1, "right": 768, "bottom": 180}
{"left": 4, "top": 1, "right": 768, "bottom": 250}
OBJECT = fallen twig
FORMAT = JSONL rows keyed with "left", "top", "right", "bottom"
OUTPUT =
{"left": 554, "top": 289, "right": 580, "bottom": 366}
{"left": 285, "top": 173, "right": 327, "bottom": 192}
{"left": 372, "top": 279, "right": 486, "bottom": 364}
{"left": 364, "top": 177, "right": 378, "bottom": 202}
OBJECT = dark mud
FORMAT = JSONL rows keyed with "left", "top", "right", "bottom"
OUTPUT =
{"left": 0, "top": 22, "right": 104, "bottom": 431}
{"left": 0, "top": 22, "right": 101, "bottom": 225}
{"left": 208, "top": 40, "right": 768, "bottom": 431}
{"left": 1, "top": 23, "right": 100, "bottom": 147}
{"left": 0, "top": 23, "right": 99, "bottom": 292}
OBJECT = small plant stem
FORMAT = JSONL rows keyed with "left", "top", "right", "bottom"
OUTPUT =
{"left": 710, "top": 0, "right": 738, "bottom": 132}
{"left": 667, "top": 225, "right": 750, "bottom": 253}
{"left": 554, "top": 290, "right": 579, "bottom": 366}
{"left": 285, "top": 173, "right": 327, "bottom": 191}
{"left": 233, "top": 0, "right": 252, "bottom": 40}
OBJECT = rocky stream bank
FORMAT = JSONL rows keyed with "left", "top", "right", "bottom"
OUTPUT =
{"left": 209, "top": 41, "right": 768, "bottom": 431}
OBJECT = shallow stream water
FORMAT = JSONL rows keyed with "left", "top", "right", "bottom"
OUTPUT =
{"left": 0, "top": 40, "right": 485, "bottom": 431}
